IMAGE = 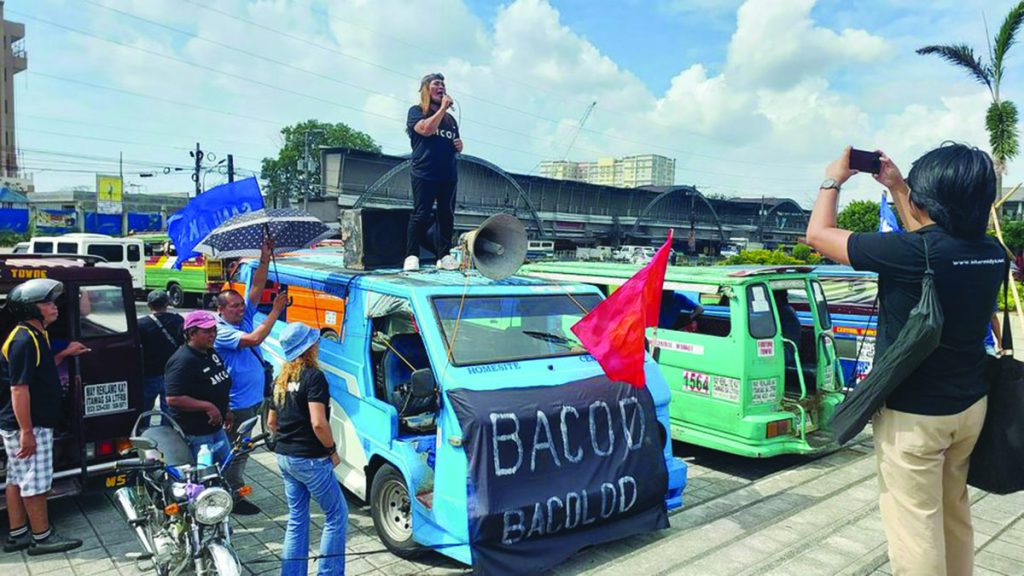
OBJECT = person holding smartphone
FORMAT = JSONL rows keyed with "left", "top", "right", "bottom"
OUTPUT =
{"left": 267, "top": 322, "right": 346, "bottom": 576}
{"left": 806, "top": 144, "right": 1003, "bottom": 575}
{"left": 404, "top": 72, "right": 463, "bottom": 272}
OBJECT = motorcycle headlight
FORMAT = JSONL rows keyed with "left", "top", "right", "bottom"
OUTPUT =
{"left": 193, "top": 487, "right": 233, "bottom": 525}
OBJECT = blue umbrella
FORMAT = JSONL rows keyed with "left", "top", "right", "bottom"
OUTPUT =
{"left": 194, "top": 208, "right": 334, "bottom": 259}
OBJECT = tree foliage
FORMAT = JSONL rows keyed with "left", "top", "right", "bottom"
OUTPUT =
{"left": 917, "top": 2, "right": 1024, "bottom": 173}
{"left": 1000, "top": 219, "right": 1024, "bottom": 253}
{"left": 837, "top": 200, "right": 881, "bottom": 233}
{"left": 260, "top": 120, "right": 380, "bottom": 207}
{"left": 720, "top": 246, "right": 821, "bottom": 266}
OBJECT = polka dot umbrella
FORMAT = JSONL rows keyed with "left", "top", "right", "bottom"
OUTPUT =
{"left": 194, "top": 208, "right": 335, "bottom": 277}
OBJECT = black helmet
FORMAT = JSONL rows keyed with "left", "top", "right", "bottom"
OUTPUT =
{"left": 4, "top": 279, "right": 64, "bottom": 322}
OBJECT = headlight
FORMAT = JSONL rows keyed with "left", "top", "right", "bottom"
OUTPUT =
{"left": 193, "top": 487, "right": 233, "bottom": 525}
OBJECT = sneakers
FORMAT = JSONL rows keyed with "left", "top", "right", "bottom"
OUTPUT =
{"left": 3, "top": 531, "right": 30, "bottom": 553}
{"left": 403, "top": 255, "right": 419, "bottom": 272}
{"left": 437, "top": 254, "right": 459, "bottom": 271}
{"left": 231, "top": 499, "right": 261, "bottom": 516}
{"left": 27, "top": 531, "right": 82, "bottom": 556}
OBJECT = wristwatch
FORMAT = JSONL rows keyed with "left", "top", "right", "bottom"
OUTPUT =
{"left": 326, "top": 444, "right": 337, "bottom": 455}
{"left": 820, "top": 178, "right": 841, "bottom": 192}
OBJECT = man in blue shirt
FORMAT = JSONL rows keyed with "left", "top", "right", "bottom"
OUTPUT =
{"left": 214, "top": 241, "right": 287, "bottom": 515}
{"left": 658, "top": 290, "right": 702, "bottom": 331}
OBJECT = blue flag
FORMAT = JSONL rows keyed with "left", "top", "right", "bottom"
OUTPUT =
{"left": 879, "top": 192, "right": 902, "bottom": 233}
{"left": 166, "top": 177, "right": 265, "bottom": 269}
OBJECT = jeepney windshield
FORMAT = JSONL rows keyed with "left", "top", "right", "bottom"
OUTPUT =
{"left": 432, "top": 293, "right": 602, "bottom": 366}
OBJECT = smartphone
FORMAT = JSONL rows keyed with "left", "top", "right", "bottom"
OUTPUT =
{"left": 849, "top": 148, "right": 882, "bottom": 174}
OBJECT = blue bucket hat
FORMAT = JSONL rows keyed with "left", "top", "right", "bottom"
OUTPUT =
{"left": 281, "top": 322, "right": 320, "bottom": 362}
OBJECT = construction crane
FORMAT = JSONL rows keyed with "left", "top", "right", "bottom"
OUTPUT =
{"left": 561, "top": 101, "right": 597, "bottom": 161}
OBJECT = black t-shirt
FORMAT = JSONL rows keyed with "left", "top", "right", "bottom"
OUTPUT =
{"left": 847, "top": 225, "right": 1004, "bottom": 415}
{"left": 0, "top": 324, "right": 62, "bottom": 431}
{"left": 273, "top": 367, "right": 332, "bottom": 458}
{"left": 407, "top": 105, "right": 459, "bottom": 181}
{"left": 164, "top": 345, "right": 232, "bottom": 436}
{"left": 138, "top": 312, "right": 184, "bottom": 378}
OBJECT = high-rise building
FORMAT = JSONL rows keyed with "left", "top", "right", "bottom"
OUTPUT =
{"left": 0, "top": 0, "right": 25, "bottom": 179}
{"left": 539, "top": 154, "right": 676, "bottom": 188}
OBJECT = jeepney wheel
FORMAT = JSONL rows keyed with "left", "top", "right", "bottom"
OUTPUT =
{"left": 166, "top": 283, "right": 185, "bottom": 308}
{"left": 370, "top": 464, "right": 421, "bottom": 558}
{"left": 321, "top": 329, "right": 339, "bottom": 342}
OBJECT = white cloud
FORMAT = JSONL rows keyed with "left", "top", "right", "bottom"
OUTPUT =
{"left": 726, "top": 0, "right": 889, "bottom": 90}
{"left": 16, "top": 0, "right": 1015, "bottom": 208}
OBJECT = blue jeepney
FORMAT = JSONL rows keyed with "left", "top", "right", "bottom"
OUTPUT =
{"left": 808, "top": 266, "right": 877, "bottom": 385}
{"left": 234, "top": 252, "right": 686, "bottom": 572}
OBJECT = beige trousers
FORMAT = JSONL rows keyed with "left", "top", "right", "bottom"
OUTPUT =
{"left": 873, "top": 396, "right": 987, "bottom": 576}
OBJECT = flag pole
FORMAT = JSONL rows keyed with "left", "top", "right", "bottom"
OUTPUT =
{"left": 990, "top": 207, "right": 1024, "bottom": 334}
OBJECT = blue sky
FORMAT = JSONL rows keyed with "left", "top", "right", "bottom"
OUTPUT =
{"left": 7, "top": 0, "right": 1024, "bottom": 205}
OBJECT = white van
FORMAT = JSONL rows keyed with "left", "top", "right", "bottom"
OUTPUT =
{"left": 29, "top": 234, "right": 145, "bottom": 291}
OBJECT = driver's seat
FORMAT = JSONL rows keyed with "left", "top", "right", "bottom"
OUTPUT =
{"left": 382, "top": 333, "right": 436, "bottom": 432}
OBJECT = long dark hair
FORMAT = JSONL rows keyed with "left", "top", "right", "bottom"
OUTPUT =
{"left": 907, "top": 142, "right": 996, "bottom": 239}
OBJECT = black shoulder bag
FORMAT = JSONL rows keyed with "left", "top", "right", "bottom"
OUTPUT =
{"left": 249, "top": 347, "right": 274, "bottom": 399}
{"left": 831, "top": 236, "right": 944, "bottom": 444}
{"left": 967, "top": 258, "right": 1024, "bottom": 494}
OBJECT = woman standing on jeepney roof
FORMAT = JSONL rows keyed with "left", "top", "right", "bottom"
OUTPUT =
{"left": 404, "top": 72, "right": 463, "bottom": 273}
{"left": 806, "top": 143, "right": 1003, "bottom": 576}
{"left": 267, "top": 322, "right": 346, "bottom": 576}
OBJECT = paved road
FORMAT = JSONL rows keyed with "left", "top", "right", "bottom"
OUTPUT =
{"left": 3, "top": 432, "right": 1023, "bottom": 576}
{"left": 1, "top": 309, "right": 1022, "bottom": 574}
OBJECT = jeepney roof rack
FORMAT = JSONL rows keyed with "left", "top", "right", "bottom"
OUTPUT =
{"left": 726, "top": 266, "right": 815, "bottom": 277}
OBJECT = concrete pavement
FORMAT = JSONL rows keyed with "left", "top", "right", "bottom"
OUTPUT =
{"left": 2, "top": 432, "right": 1023, "bottom": 575}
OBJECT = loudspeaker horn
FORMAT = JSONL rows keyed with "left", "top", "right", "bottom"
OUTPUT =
{"left": 462, "top": 213, "right": 527, "bottom": 280}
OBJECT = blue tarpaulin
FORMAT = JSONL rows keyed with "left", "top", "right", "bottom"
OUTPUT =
{"left": 0, "top": 208, "right": 28, "bottom": 233}
{"left": 127, "top": 212, "right": 162, "bottom": 232}
{"left": 167, "top": 177, "right": 265, "bottom": 269}
{"left": 85, "top": 213, "right": 122, "bottom": 235}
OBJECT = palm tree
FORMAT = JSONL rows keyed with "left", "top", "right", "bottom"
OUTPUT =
{"left": 918, "top": 2, "right": 1024, "bottom": 201}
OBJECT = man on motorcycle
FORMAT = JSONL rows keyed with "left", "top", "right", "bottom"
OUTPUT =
{"left": 1, "top": 278, "right": 88, "bottom": 555}
{"left": 165, "top": 310, "right": 233, "bottom": 465}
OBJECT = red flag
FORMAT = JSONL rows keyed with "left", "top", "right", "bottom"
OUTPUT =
{"left": 571, "top": 231, "right": 674, "bottom": 387}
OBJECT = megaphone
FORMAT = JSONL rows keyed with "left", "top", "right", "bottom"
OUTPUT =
{"left": 461, "top": 213, "right": 527, "bottom": 280}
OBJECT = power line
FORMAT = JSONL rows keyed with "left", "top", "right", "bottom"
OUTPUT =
{"left": 25, "top": 71, "right": 284, "bottom": 126}
{"left": 15, "top": 15, "right": 812, "bottom": 191}
{"left": 83, "top": 0, "right": 819, "bottom": 171}
{"left": 17, "top": 112, "right": 277, "bottom": 151}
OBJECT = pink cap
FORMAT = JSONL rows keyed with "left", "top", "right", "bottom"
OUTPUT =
{"left": 183, "top": 310, "right": 218, "bottom": 330}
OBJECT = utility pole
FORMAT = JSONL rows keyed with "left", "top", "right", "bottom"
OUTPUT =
{"left": 227, "top": 154, "right": 235, "bottom": 183}
{"left": 120, "top": 151, "right": 125, "bottom": 236}
{"left": 190, "top": 142, "right": 204, "bottom": 197}
{"left": 302, "top": 129, "right": 324, "bottom": 211}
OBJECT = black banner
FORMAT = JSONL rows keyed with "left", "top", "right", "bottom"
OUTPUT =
{"left": 448, "top": 376, "right": 669, "bottom": 575}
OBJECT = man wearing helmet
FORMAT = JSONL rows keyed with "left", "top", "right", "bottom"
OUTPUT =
{"left": 0, "top": 279, "right": 89, "bottom": 555}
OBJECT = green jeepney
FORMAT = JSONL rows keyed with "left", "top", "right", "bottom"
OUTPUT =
{"left": 520, "top": 262, "right": 846, "bottom": 458}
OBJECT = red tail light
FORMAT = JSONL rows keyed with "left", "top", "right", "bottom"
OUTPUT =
{"left": 96, "top": 439, "right": 115, "bottom": 456}
{"left": 766, "top": 420, "right": 792, "bottom": 439}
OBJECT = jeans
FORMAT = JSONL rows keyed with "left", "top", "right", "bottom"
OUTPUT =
{"left": 143, "top": 375, "right": 168, "bottom": 413}
{"left": 406, "top": 177, "right": 456, "bottom": 258}
{"left": 185, "top": 430, "right": 231, "bottom": 467}
{"left": 224, "top": 403, "right": 260, "bottom": 494}
{"left": 277, "top": 455, "right": 347, "bottom": 576}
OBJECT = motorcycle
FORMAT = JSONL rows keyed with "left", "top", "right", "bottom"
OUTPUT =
{"left": 111, "top": 410, "right": 267, "bottom": 576}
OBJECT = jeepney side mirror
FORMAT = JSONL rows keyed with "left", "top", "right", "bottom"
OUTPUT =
{"left": 410, "top": 368, "right": 437, "bottom": 398}
{"left": 129, "top": 436, "right": 157, "bottom": 451}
